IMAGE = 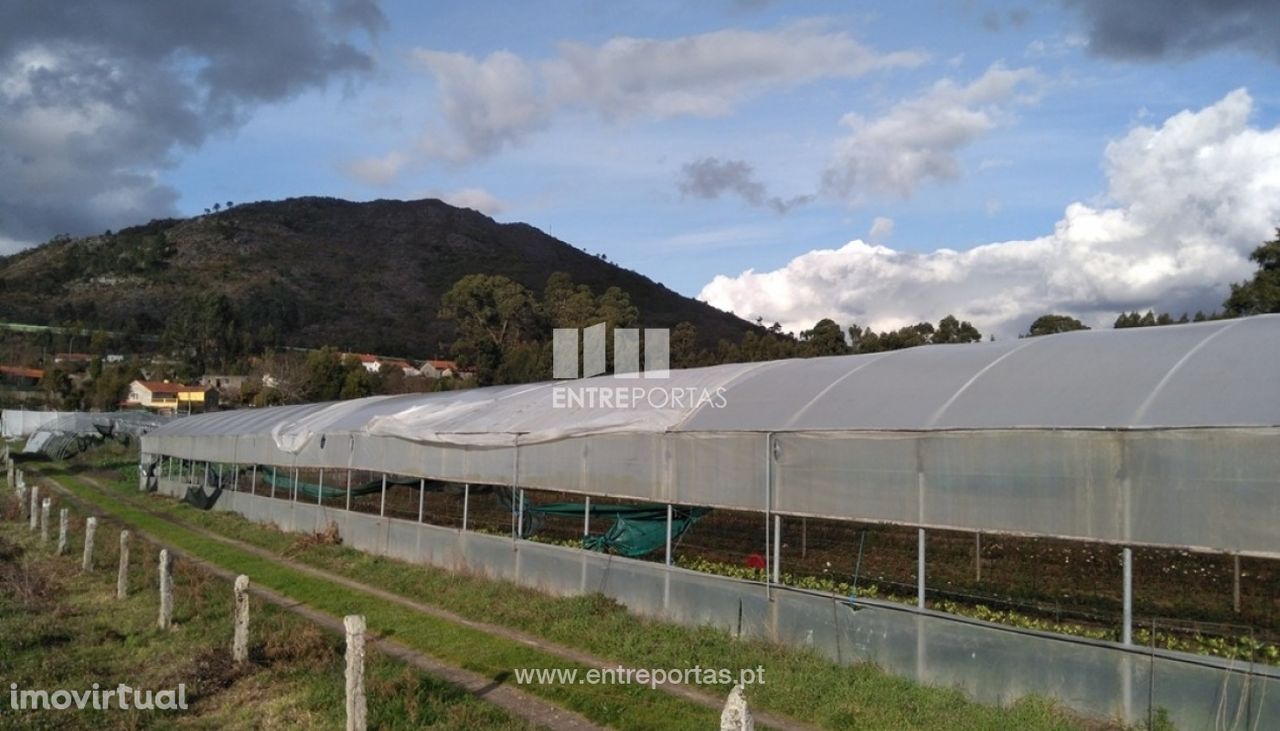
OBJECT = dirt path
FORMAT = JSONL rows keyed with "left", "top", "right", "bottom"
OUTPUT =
{"left": 33, "top": 470, "right": 607, "bottom": 731}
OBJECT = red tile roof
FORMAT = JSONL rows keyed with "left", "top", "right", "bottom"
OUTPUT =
{"left": 0, "top": 365, "right": 43, "bottom": 379}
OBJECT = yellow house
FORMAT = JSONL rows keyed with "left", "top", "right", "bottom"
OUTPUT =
{"left": 126, "top": 380, "right": 216, "bottom": 413}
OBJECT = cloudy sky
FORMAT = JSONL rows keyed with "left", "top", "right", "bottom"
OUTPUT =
{"left": 3, "top": 0, "right": 1279, "bottom": 338}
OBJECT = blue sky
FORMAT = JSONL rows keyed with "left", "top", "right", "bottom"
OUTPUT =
{"left": 3, "top": 0, "right": 1279, "bottom": 337}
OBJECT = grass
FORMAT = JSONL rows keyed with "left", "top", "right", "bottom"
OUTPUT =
{"left": 41, "top": 458, "right": 1117, "bottom": 731}
{"left": 0, "top": 493, "right": 528, "bottom": 730}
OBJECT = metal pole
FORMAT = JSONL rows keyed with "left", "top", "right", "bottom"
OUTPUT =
{"left": 764, "top": 433, "right": 773, "bottom": 594}
{"left": 233, "top": 463, "right": 239, "bottom": 493}
{"left": 665, "top": 504, "right": 673, "bottom": 566}
{"left": 379, "top": 474, "right": 387, "bottom": 517}
{"left": 271, "top": 467, "right": 276, "bottom": 499}
{"left": 975, "top": 532, "right": 982, "bottom": 582}
{"left": 917, "top": 528, "right": 926, "bottom": 609}
{"left": 217, "top": 463, "right": 223, "bottom": 490}
{"left": 583, "top": 495, "right": 591, "bottom": 536}
{"left": 292, "top": 467, "right": 299, "bottom": 502}
{"left": 317, "top": 469, "right": 324, "bottom": 506}
{"left": 417, "top": 479, "right": 425, "bottom": 523}
{"left": 203, "top": 462, "right": 209, "bottom": 489}
{"left": 1233, "top": 554, "right": 1241, "bottom": 613}
{"left": 250, "top": 465, "right": 257, "bottom": 496}
{"left": 772, "top": 514, "right": 781, "bottom": 584}
{"left": 1122, "top": 547, "right": 1133, "bottom": 645}
{"left": 345, "top": 470, "right": 352, "bottom": 512}
{"left": 517, "top": 489, "right": 525, "bottom": 539}
{"left": 462, "top": 483, "right": 469, "bottom": 532}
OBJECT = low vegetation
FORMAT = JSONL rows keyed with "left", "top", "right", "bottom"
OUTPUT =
{"left": 0, "top": 491, "right": 528, "bottom": 729}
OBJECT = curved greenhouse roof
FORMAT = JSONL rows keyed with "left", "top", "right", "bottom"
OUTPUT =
{"left": 144, "top": 315, "right": 1280, "bottom": 556}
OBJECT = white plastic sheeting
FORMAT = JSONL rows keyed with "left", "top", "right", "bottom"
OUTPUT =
{"left": 142, "top": 315, "right": 1280, "bottom": 555}
{"left": 2, "top": 410, "right": 74, "bottom": 439}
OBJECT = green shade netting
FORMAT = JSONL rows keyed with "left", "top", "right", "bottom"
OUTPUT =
{"left": 196, "top": 465, "right": 709, "bottom": 558}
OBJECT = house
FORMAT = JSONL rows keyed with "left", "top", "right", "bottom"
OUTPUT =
{"left": 381, "top": 359, "right": 422, "bottom": 377}
{"left": 0, "top": 365, "right": 43, "bottom": 388}
{"left": 420, "top": 359, "right": 458, "bottom": 378}
{"left": 126, "top": 380, "right": 216, "bottom": 413}
{"left": 340, "top": 353, "right": 382, "bottom": 374}
{"left": 199, "top": 374, "right": 249, "bottom": 396}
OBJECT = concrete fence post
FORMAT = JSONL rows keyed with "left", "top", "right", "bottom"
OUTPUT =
{"left": 720, "top": 683, "right": 754, "bottom": 731}
{"left": 29, "top": 485, "right": 39, "bottom": 531}
{"left": 159, "top": 549, "right": 174, "bottom": 629}
{"left": 344, "top": 614, "right": 367, "bottom": 731}
{"left": 57, "top": 508, "right": 69, "bottom": 555}
{"left": 82, "top": 517, "right": 97, "bottom": 571}
{"left": 233, "top": 575, "right": 250, "bottom": 663}
{"left": 117, "top": 530, "right": 130, "bottom": 599}
{"left": 40, "top": 498, "right": 51, "bottom": 543}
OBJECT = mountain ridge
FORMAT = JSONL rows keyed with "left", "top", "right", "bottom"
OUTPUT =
{"left": 0, "top": 196, "right": 758, "bottom": 358}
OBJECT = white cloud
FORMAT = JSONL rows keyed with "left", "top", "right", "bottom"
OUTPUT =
{"left": 437, "top": 187, "right": 505, "bottom": 216}
{"left": 353, "top": 25, "right": 926, "bottom": 181}
{"left": 344, "top": 151, "right": 409, "bottom": 185}
{"left": 701, "top": 89, "right": 1280, "bottom": 338}
{"left": 823, "top": 63, "right": 1042, "bottom": 201}
{"left": 542, "top": 25, "right": 925, "bottom": 120}
{"left": 411, "top": 50, "right": 548, "bottom": 162}
{"left": 868, "top": 216, "right": 894, "bottom": 242}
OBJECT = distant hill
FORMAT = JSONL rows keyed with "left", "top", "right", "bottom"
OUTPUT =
{"left": 0, "top": 197, "right": 756, "bottom": 357}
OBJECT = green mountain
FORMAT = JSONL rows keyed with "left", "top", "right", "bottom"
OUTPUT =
{"left": 0, "top": 197, "right": 756, "bottom": 357}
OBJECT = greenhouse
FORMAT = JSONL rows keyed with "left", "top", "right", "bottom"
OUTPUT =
{"left": 140, "top": 314, "right": 1280, "bottom": 728}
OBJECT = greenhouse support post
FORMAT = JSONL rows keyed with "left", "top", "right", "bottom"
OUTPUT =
{"left": 271, "top": 467, "right": 276, "bottom": 499}
{"left": 317, "top": 469, "right": 324, "bottom": 506}
{"left": 379, "top": 474, "right": 387, "bottom": 517}
{"left": 583, "top": 495, "right": 590, "bottom": 536}
{"left": 292, "top": 467, "right": 299, "bottom": 502}
{"left": 345, "top": 470, "right": 352, "bottom": 512}
{"left": 1122, "top": 547, "right": 1133, "bottom": 645}
{"left": 203, "top": 462, "right": 209, "bottom": 489}
{"left": 975, "top": 533, "right": 982, "bottom": 582}
{"left": 764, "top": 432, "right": 773, "bottom": 596}
{"left": 772, "top": 515, "right": 781, "bottom": 584}
{"left": 417, "top": 479, "right": 425, "bottom": 523}
{"left": 517, "top": 489, "right": 525, "bottom": 539}
{"left": 665, "top": 504, "right": 673, "bottom": 566}
{"left": 1233, "top": 555, "right": 1241, "bottom": 613}
{"left": 462, "top": 483, "right": 469, "bottom": 532}
{"left": 250, "top": 464, "right": 257, "bottom": 496}
{"left": 917, "top": 529, "right": 926, "bottom": 609}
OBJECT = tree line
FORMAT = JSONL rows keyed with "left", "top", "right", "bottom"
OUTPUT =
{"left": 441, "top": 229, "right": 1280, "bottom": 386}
